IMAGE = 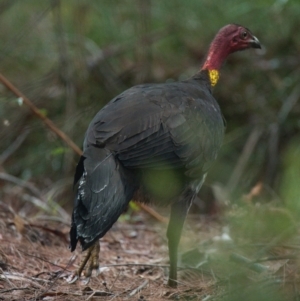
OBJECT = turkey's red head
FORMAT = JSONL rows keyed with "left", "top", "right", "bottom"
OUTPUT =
{"left": 202, "top": 24, "right": 261, "bottom": 71}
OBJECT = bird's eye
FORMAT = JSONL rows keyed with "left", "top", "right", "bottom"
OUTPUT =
{"left": 240, "top": 31, "right": 248, "bottom": 39}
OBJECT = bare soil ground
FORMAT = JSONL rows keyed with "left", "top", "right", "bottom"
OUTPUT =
{"left": 1, "top": 196, "right": 300, "bottom": 301}
{"left": 0, "top": 200, "right": 220, "bottom": 301}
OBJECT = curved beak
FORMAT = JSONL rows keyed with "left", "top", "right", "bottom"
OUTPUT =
{"left": 250, "top": 35, "right": 261, "bottom": 49}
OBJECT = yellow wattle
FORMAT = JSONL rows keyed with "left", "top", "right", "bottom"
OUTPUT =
{"left": 208, "top": 69, "right": 219, "bottom": 87}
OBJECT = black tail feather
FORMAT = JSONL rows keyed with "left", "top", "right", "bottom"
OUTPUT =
{"left": 73, "top": 155, "right": 85, "bottom": 188}
{"left": 70, "top": 147, "right": 136, "bottom": 251}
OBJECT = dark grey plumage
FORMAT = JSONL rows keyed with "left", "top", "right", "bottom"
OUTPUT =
{"left": 70, "top": 70, "right": 224, "bottom": 252}
{"left": 68, "top": 23, "right": 261, "bottom": 288}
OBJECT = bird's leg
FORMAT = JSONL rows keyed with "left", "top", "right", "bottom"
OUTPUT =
{"left": 67, "top": 242, "right": 100, "bottom": 284}
{"left": 167, "top": 193, "right": 193, "bottom": 288}
{"left": 84, "top": 242, "right": 100, "bottom": 278}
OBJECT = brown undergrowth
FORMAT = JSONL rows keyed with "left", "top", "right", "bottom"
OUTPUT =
{"left": 0, "top": 197, "right": 218, "bottom": 301}
{"left": 1, "top": 191, "right": 300, "bottom": 301}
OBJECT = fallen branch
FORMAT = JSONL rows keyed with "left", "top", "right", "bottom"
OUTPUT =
{"left": 0, "top": 272, "right": 47, "bottom": 289}
{"left": 82, "top": 289, "right": 113, "bottom": 297}
{"left": 36, "top": 291, "right": 82, "bottom": 298}
{"left": 27, "top": 223, "right": 69, "bottom": 244}
{"left": 0, "top": 72, "right": 166, "bottom": 223}
{"left": 0, "top": 172, "right": 41, "bottom": 197}
{"left": 128, "top": 280, "right": 148, "bottom": 297}
{"left": 38, "top": 289, "right": 113, "bottom": 299}
{"left": 138, "top": 203, "right": 168, "bottom": 224}
{"left": 254, "top": 226, "right": 296, "bottom": 259}
{"left": 34, "top": 215, "right": 71, "bottom": 225}
{"left": 100, "top": 262, "right": 211, "bottom": 276}
{"left": 22, "top": 194, "right": 70, "bottom": 220}
{"left": 0, "top": 287, "right": 30, "bottom": 294}
{"left": 103, "top": 263, "right": 169, "bottom": 269}
{"left": 0, "top": 72, "right": 82, "bottom": 156}
{"left": 27, "top": 255, "right": 77, "bottom": 301}
{"left": 227, "top": 126, "right": 263, "bottom": 192}
{"left": 230, "top": 253, "right": 269, "bottom": 273}
{"left": 254, "top": 255, "right": 298, "bottom": 262}
{"left": 18, "top": 250, "right": 72, "bottom": 271}
{"left": 0, "top": 128, "right": 30, "bottom": 165}
{"left": 278, "top": 85, "right": 300, "bottom": 125}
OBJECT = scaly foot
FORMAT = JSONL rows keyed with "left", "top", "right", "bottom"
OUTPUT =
{"left": 67, "top": 242, "right": 100, "bottom": 284}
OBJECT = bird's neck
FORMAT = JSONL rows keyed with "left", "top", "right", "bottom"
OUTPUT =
{"left": 201, "top": 39, "right": 231, "bottom": 87}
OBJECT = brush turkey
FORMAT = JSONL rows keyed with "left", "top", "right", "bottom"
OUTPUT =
{"left": 69, "top": 24, "right": 261, "bottom": 287}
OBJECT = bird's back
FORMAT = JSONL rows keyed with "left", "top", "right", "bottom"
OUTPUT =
{"left": 85, "top": 70, "right": 224, "bottom": 178}
{"left": 71, "top": 70, "right": 225, "bottom": 250}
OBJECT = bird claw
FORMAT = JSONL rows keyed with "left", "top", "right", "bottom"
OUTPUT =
{"left": 66, "top": 273, "right": 79, "bottom": 284}
{"left": 66, "top": 266, "right": 101, "bottom": 284}
{"left": 65, "top": 273, "right": 91, "bottom": 285}
{"left": 67, "top": 244, "right": 101, "bottom": 284}
{"left": 80, "top": 276, "right": 91, "bottom": 285}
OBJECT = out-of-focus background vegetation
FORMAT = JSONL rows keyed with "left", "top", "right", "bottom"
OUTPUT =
{"left": 1, "top": 0, "right": 300, "bottom": 299}
{"left": 1, "top": 0, "right": 300, "bottom": 207}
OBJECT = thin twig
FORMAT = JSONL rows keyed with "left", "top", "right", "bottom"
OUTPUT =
{"left": 109, "top": 270, "right": 121, "bottom": 291}
{"left": 0, "top": 5, "right": 52, "bottom": 63}
{"left": 128, "top": 280, "right": 148, "bottom": 297}
{"left": 85, "top": 291, "right": 96, "bottom": 300}
{"left": 230, "top": 253, "right": 269, "bottom": 273}
{"left": 1, "top": 271, "right": 52, "bottom": 284}
{"left": 28, "top": 255, "right": 78, "bottom": 301}
{"left": 0, "top": 172, "right": 41, "bottom": 197}
{"left": 23, "top": 193, "right": 70, "bottom": 220}
{"left": 227, "top": 126, "right": 263, "bottom": 192}
{"left": 138, "top": 203, "right": 168, "bottom": 224}
{"left": 278, "top": 85, "right": 300, "bottom": 124}
{"left": 83, "top": 290, "right": 114, "bottom": 297}
{"left": 0, "top": 268, "right": 16, "bottom": 289}
{"left": 0, "top": 273, "right": 46, "bottom": 289}
{"left": 0, "top": 72, "right": 166, "bottom": 223}
{"left": 101, "top": 262, "right": 212, "bottom": 276}
{"left": 34, "top": 215, "right": 71, "bottom": 225}
{"left": 18, "top": 250, "right": 72, "bottom": 271}
{"left": 52, "top": 0, "right": 77, "bottom": 175}
{"left": 0, "top": 287, "right": 30, "bottom": 294}
{"left": 0, "top": 128, "right": 30, "bottom": 165}
{"left": 27, "top": 223, "right": 68, "bottom": 244}
{"left": 0, "top": 72, "right": 82, "bottom": 156}
{"left": 254, "top": 255, "right": 298, "bottom": 262}
{"left": 103, "top": 263, "right": 169, "bottom": 269}
{"left": 265, "top": 123, "right": 279, "bottom": 186}
{"left": 254, "top": 226, "right": 296, "bottom": 259}
{"left": 21, "top": 194, "right": 53, "bottom": 213}
{"left": 34, "top": 291, "right": 82, "bottom": 298}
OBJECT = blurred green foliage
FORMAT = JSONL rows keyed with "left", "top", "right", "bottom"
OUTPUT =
{"left": 1, "top": 1, "right": 300, "bottom": 299}
{"left": 280, "top": 138, "right": 300, "bottom": 214}
{"left": 0, "top": 0, "right": 300, "bottom": 205}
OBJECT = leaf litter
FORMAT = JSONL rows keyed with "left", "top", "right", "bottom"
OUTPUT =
{"left": 1, "top": 189, "right": 300, "bottom": 300}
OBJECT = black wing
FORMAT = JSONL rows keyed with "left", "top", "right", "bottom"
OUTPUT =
{"left": 85, "top": 78, "right": 224, "bottom": 178}
{"left": 71, "top": 73, "right": 225, "bottom": 250}
{"left": 70, "top": 147, "right": 136, "bottom": 251}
